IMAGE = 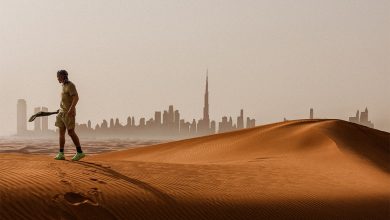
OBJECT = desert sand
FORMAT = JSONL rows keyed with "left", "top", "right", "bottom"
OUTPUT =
{"left": 0, "top": 119, "right": 389, "bottom": 219}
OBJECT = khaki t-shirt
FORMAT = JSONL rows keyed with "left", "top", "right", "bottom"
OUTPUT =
{"left": 60, "top": 81, "right": 78, "bottom": 112}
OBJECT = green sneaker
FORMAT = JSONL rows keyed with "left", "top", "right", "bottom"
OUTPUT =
{"left": 71, "top": 152, "right": 85, "bottom": 161}
{"left": 54, "top": 152, "right": 65, "bottom": 160}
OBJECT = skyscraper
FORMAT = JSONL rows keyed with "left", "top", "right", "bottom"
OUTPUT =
{"left": 168, "top": 105, "right": 174, "bottom": 129}
{"left": 203, "top": 70, "right": 210, "bottom": 124}
{"left": 41, "top": 106, "right": 49, "bottom": 132}
{"left": 17, "top": 99, "right": 27, "bottom": 135}
{"left": 139, "top": 118, "right": 146, "bottom": 127}
{"left": 174, "top": 110, "right": 180, "bottom": 132}
{"left": 34, "top": 107, "right": 42, "bottom": 132}
{"left": 198, "top": 71, "right": 211, "bottom": 134}
{"left": 349, "top": 110, "right": 359, "bottom": 123}
{"left": 237, "top": 109, "right": 244, "bottom": 129}
{"left": 110, "top": 118, "right": 114, "bottom": 128}
{"left": 126, "top": 116, "right": 132, "bottom": 127}
{"left": 348, "top": 108, "right": 373, "bottom": 128}
{"left": 163, "top": 110, "right": 168, "bottom": 127}
{"left": 360, "top": 107, "right": 368, "bottom": 123}
{"left": 310, "top": 108, "right": 314, "bottom": 119}
{"left": 210, "top": 120, "right": 216, "bottom": 134}
{"left": 131, "top": 117, "right": 135, "bottom": 127}
{"left": 155, "top": 111, "right": 162, "bottom": 125}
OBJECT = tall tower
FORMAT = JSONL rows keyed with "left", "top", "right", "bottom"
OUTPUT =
{"left": 17, "top": 99, "right": 27, "bottom": 135}
{"left": 34, "top": 107, "right": 42, "bottom": 132}
{"left": 197, "top": 70, "right": 211, "bottom": 135}
{"left": 360, "top": 107, "right": 368, "bottom": 123}
{"left": 154, "top": 111, "right": 162, "bottom": 125}
{"left": 203, "top": 70, "right": 210, "bottom": 126}
{"left": 168, "top": 105, "right": 174, "bottom": 126}
{"left": 237, "top": 109, "right": 244, "bottom": 129}
{"left": 310, "top": 108, "right": 314, "bottom": 119}
{"left": 41, "top": 107, "right": 49, "bottom": 132}
{"left": 174, "top": 110, "right": 180, "bottom": 132}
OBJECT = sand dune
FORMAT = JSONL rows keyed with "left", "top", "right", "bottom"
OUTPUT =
{"left": 97, "top": 119, "right": 389, "bottom": 169}
{"left": 0, "top": 119, "right": 389, "bottom": 219}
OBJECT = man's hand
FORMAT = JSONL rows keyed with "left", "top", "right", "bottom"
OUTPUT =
{"left": 67, "top": 95, "right": 79, "bottom": 117}
{"left": 67, "top": 107, "right": 76, "bottom": 117}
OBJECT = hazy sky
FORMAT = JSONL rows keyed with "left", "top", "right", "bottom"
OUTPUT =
{"left": 0, "top": 0, "right": 389, "bottom": 135}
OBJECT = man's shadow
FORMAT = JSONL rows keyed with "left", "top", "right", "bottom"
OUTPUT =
{"left": 72, "top": 160, "right": 176, "bottom": 204}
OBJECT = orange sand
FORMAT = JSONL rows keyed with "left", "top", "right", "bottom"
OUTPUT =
{"left": 0, "top": 119, "right": 389, "bottom": 219}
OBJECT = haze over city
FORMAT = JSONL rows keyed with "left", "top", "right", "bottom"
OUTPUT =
{"left": 1, "top": 0, "right": 389, "bottom": 136}
{"left": 1, "top": 1, "right": 390, "bottom": 220}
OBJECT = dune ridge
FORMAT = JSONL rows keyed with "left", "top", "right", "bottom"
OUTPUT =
{"left": 97, "top": 119, "right": 389, "bottom": 170}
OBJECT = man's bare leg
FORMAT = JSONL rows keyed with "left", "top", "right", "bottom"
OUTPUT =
{"left": 59, "top": 127, "right": 66, "bottom": 152}
{"left": 54, "top": 127, "right": 67, "bottom": 160}
{"left": 68, "top": 129, "right": 83, "bottom": 153}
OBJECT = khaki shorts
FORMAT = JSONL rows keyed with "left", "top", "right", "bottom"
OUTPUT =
{"left": 55, "top": 111, "right": 76, "bottom": 130}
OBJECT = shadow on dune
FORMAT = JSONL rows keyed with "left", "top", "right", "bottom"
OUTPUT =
{"left": 96, "top": 195, "right": 390, "bottom": 220}
{"left": 72, "top": 161, "right": 176, "bottom": 204}
{"left": 319, "top": 120, "right": 390, "bottom": 173}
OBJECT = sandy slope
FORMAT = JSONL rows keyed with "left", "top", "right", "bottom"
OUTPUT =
{"left": 0, "top": 119, "right": 389, "bottom": 219}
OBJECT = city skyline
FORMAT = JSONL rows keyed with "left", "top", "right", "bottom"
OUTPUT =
{"left": 15, "top": 74, "right": 377, "bottom": 139}
{"left": 16, "top": 75, "right": 258, "bottom": 138}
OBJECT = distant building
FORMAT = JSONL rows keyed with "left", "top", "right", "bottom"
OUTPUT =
{"left": 155, "top": 111, "right": 161, "bottom": 125}
{"left": 237, "top": 109, "right": 244, "bottom": 129}
{"left": 110, "top": 118, "right": 114, "bottom": 128}
{"left": 359, "top": 108, "right": 374, "bottom": 128}
{"left": 17, "top": 99, "right": 27, "bottom": 135}
{"left": 146, "top": 118, "right": 154, "bottom": 127}
{"left": 34, "top": 107, "right": 42, "bottom": 132}
{"left": 210, "top": 120, "right": 216, "bottom": 134}
{"left": 190, "top": 119, "right": 197, "bottom": 134}
{"left": 101, "top": 120, "right": 108, "bottom": 129}
{"left": 126, "top": 117, "right": 132, "bottom": 128}
{"left": 349, "top": 110, "right": 360, "bottom": 124}
{"left": 41, "top": 107, "right": 49, "bottom": 132}
{"left": 310, "top": 108, "right": 314, "bottom": 119}
{"left": 197, "top": 72, "right": 211, "bottom": 135}
{"left": 219, "top": 116, "right": 235, "bottom": 133}
{"left": 163, "top": 110, "right": 168, "bottom": 127}
{"left": 168, "top": 105, "right": 174, "bottom": 129}
{"left": 348, "top": 107, "right": 374, "bottom": 128}
{"left": 219, "top": 116, "right": 228, "bottom": 133}
{"left": 139, "top": 118, "right": 146, "bottom": 127}
{"left": 115, "top": 118, "right": 122, "bottom": 128}
{"left": 174, "top": 110, "right": 180, "bottom": 132}
{"left": 131, "top": 117, "right": 135, "bottom": 127}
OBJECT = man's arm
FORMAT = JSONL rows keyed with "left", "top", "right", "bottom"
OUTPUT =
{"left": 68, "top": 94, "right": 79, "bottom": 116}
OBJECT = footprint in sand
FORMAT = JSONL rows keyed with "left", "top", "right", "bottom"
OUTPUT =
{"left": 90, "top": 178, "right": 107, "bottom": 184}
{"left": 64, "top": 192, "right": 97, "bottom": 206}
{"left": 60, "top": 179, "right": 71, "bottom": 185}
{"left": 89, "top": 187, "right": 100, "bottom": 194}
{"left": 88, "top": 187, "right": 102, "bottom": 201}
{"left": 63, "top": 192, "right": 116, "bottom": 219}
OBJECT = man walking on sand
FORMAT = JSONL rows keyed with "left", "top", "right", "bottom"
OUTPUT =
{"left": 54, "top": 70, "right": 85, "bottom": 161}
